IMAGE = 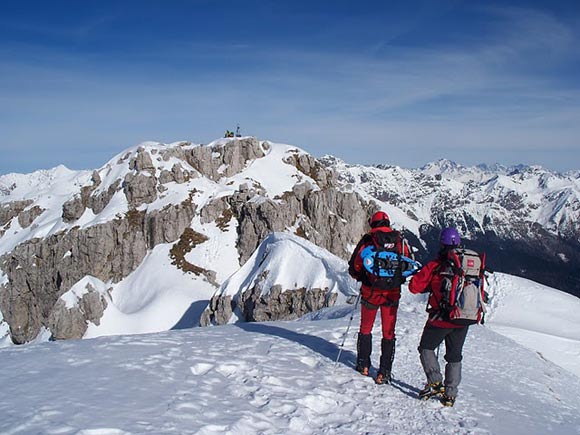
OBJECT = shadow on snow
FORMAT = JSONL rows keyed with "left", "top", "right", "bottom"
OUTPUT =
{"left": 171, "top": 300, "right": 209, "bottom": 330}
{"left": 236, "top": 322, "right": 421, "bottom": 399}
{"left": 236, "top": 322, "right": 356, "bottom": 369}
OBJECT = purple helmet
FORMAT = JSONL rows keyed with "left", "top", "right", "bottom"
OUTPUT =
{"left": 440, "top": 227, "right": 461, "bottom": 246}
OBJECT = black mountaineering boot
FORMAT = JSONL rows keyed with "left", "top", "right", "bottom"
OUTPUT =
{"left": 356, "top": 333, "right": 372, "bottom": 376}
{"left": 441, "top": 393, "right": 456, "bottom": 407}
{"left": 419, "top": 382, "right": 445, "bottom": 400}
{"left": 376, "top": 338, "right": 395, "bottom": 385}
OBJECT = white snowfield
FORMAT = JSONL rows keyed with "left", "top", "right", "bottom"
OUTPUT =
{"left": 485, "top": 273, "right": 580, "bottom": 378}
{"left": 1, "top": 290, "right": 580, "bottom": 435}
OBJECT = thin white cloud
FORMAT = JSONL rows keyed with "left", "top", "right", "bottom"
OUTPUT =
{"left": 0, "top": 5, "right": 579, "bottom": 173}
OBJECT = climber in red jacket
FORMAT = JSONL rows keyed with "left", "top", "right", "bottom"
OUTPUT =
{"left": 348, "top": 210, "right": 410, "bottom": 385}
{"left": 409, "top": 227, "right": 472, "bottom": 407}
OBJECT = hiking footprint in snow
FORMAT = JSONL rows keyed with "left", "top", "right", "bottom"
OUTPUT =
{"left": 190, "top": 363, "right": 214, "bottom": 376}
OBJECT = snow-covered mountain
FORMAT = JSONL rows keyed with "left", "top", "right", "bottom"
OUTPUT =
{"left": 0, "top": 136, "right": 579, "bottom": 350}
{"left": 0, "top": 137, "right": 372, "bottom": 344}
{"left": 322, "top": 156, "right": 580, "bottom": 296}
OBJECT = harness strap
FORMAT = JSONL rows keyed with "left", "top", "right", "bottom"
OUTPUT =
{"left": 361, "top": 298, "right": 400, "bottom": 310}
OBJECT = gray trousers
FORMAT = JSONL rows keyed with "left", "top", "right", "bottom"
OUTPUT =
{"left": 418, "top": 323, "right": 469, "bottom": 398}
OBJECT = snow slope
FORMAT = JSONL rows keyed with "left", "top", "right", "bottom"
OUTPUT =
{"left": 485, "top": 273, "right": 580, "bottom": 377}
{"left": 54, "top": 233, "right": 357, "bottom": 338}
{"left": 1, "top": 294, "right": 579, "bottom": 434}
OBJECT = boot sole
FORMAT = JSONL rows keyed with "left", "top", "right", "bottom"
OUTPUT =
{"left": 419, "top": 392, "right": 444, "bottom": 400}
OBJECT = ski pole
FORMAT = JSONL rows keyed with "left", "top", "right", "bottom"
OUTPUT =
{"left": 335, "top": 293, "right": 361, "bottom": 366}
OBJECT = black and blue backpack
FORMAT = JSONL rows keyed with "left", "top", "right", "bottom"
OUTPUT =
{"left": 349, "top": 230, "right": 419, "bottom": 290}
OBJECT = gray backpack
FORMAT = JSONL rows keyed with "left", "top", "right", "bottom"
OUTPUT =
{"left": 439, "top": 248, "right": 487, "bottom": 325}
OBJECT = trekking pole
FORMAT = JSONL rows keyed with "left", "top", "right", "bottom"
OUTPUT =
{"left": 335, "top": 293, "right": 361, "bottom": 366}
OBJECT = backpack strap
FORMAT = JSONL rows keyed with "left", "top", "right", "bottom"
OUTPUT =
{"left": 446, "top": 249, "right": 464, "bottom": 308}
{"left": 348, "top": 234, "right": 372, "bottom": 280}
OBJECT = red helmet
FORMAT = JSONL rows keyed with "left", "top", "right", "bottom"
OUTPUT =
{"left": 369, "top": 211, "right": 390, "bottom": 227}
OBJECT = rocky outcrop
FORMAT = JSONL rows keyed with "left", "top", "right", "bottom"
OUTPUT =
{"left": 201, "top": 284, "right": 337, "bottom": 326}
{"left": 159, "top": 163, "right": 193, "bottom": 185}
{"left": 62, "top": 171, "right": 109, "bottom": 223}
{"left": 62, "top": 195, "right": 86, "bottom": 222}
{"left": 240, "top": 285, "right": 337, "bottom": 322}
{"left": 181, "top": 137, "right": 266, "bottom": 181}
{"left": 0, "top": 198, "right": 197, "bottom": 344}
{"left": 123, "top": 173, "right": 158, "bottom": 208}
{"left": 284, "top": 151, "right": 337, "bottom": 189}
{"left": 17, "top": 205, "right": 45, "bottom": 229}
{"left": 230, "top": 182, "right": 373, "bottom": 264}
{"left": 129, "top": 148, "right": 155, "bottom": 173}
{"left": 48, "top": 283, "right": 108, "bottom": 340}
{"left": 1, "top": 200, "right": 33, "bottom": 226}
{"left": 90, "top": 180, "right": 121, "bottom": 215}
{"left": 200, "top": 295, "right": 233, "bottom": 326}
{"left": 0, "top": 201, "right": 45, "bottom": 232}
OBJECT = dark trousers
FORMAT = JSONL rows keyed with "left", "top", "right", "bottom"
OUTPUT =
{"left": 418, "top": 323, "right": 468, "bottom": 363}
{"left": 418, "top": 322, "right": 469, "bottom": 397}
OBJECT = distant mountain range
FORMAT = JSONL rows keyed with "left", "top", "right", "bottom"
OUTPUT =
{"left": 321, "top": 155, "right": 580, "bottom": 297}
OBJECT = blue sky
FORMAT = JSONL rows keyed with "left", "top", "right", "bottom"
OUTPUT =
{"left": 1, "top": 0, "right": 579, "bottom": 174}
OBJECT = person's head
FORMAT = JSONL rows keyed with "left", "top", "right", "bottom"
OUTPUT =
{"left": 369, "top": 211, "right": 390, "bottom": 228}
{"left": 439, "top": 227, "right": 461, "bottom": 248}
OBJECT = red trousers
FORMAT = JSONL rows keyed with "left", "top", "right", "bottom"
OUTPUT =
{"left": 359, "top": 303, "right": 398, "bottom": 339}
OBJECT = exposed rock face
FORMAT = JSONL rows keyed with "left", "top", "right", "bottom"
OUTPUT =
{"left": 1, "top": 200, "right": 33, "bottom": 227}
{"left": 18, "top": 206, "right": 45, "bottom": 229}
{"left": 62, "top": 195, "right": 86, "bottom": 222}
{"left": 159, "top": 163, "right": 192, "bottom": 185}
{"left": 48, "top": 283, "right": 108, "bottom": 340}
{"left": 123, "top": 173, "right": 158, "bottom": 208}
{"left": 240, "top": 285, "right": 337, "bottom": 322}
{"left": 0, "top": 199, "right": 196, "bottom": 344}
{"left": 0, "top": 201, "right": 45, "bottom": 233}
{"left": 200, "top": 295, "right": 233, "bottom": 326}
{"left": 90, "top": 180, "right": 121, "bottom": 215}
{"left": 284, "top": 151, "right": 337, "bottom": 189}
{"left": 231, "top": 183, "right": 372, "bottom": 264}
{"left": 184, "top": 137, "right": 266, "bottom": 180}
{"left": 129, "top": 148, "right": 155, "bottom": 173}
{"left": 201, "top": 285, "right": 337, "bottom": 326}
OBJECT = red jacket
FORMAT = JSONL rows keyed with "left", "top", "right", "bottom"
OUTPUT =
{"left": 408, "top": 257, "right": 464, "bottom": 329}
{"left": 349, "top": 226, "right": 409, "bottom": 307}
